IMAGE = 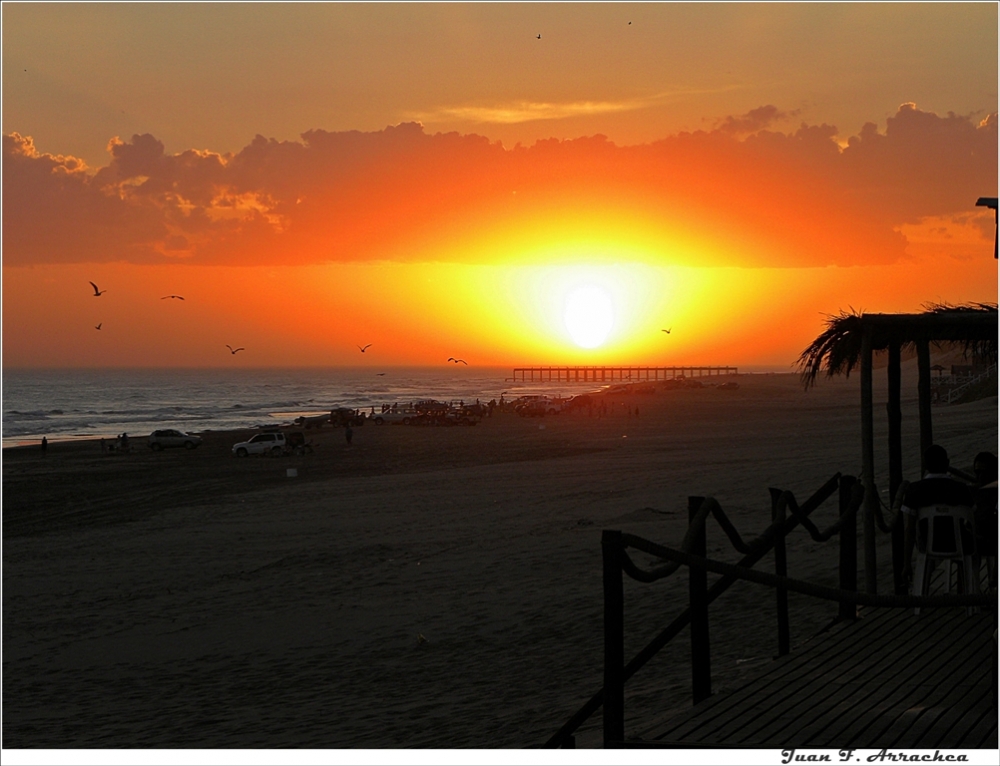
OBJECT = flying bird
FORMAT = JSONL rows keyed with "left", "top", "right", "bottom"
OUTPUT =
{"left": 89, "top": 281, "right": 106, "bottom": 296}
{"left": 161, "top": 295, "right": 185, "bottom": 300}
{"left": 448, "top": 357, "right": 468, "bottom": 365}
{"left": 226, "top": 345, "right": 245, "bottom": 355}
{"left": 95, "top": 323, "right": 102, "bottom": 330}
{"left": 376, "top": 373, "right": 386, "bottom": 376}
{"left": 662, "top": 328, "right": 672, "bottom": 334}
{"left": 358, "top": 344, "right": 372, "bottom": 353}
{"left": 536, "top": 33, "right": 541, "bottom": 39}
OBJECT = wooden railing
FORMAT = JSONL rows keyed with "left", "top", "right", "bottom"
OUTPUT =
{"left": 944, "top": 363, "right": 997, "bottom": 404}
{"left": 544, "top": 474, "right": 993, "bottom": 748}
{"left": 543, "top": 473, "right": 849, "bottom": 748}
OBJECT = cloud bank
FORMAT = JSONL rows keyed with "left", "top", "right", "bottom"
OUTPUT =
{"left": 4, "top": 104, "right": 996, "bottom": 268}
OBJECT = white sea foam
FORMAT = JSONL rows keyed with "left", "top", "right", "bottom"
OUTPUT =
{"left": 1, "top": 366, "right": 609, "bottom": 445}
{"left": 4, "top": 365, "right": 787, "bottom": 446}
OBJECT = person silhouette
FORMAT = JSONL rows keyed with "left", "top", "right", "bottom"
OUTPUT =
{"left": 901, "top": 444, "right": 976, "bottom": 588}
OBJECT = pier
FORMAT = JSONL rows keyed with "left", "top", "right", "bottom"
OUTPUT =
{"left": 507, "top": 366, "right": 738, "bottom": 383}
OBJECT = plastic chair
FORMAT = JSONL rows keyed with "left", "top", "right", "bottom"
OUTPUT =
{"left": 911, "top": 504, "right": 979, "bottom": 615}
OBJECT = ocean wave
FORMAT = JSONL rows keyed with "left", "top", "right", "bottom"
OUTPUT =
{"left": 3, "top": 367, "right": 589, "bottom": 442}
{"left": 4, "top": 410, "right": 52, "bottom": 421}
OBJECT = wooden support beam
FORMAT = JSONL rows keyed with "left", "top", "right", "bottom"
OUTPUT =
{"left": 770, "top": 489, "right": 790, "bottom": 656}
{"left": 860, "top": 326, "right": 878, "bottom": 594}
{"left": 838, "top": 476, "right": 859, "bottom": 621}
{"left": 916, "top": 339, "right": 933, "bottom": 472}
{"left": 602, "top": 530, "right": 625, "bottom": 746}
{"left": 887, "top": 341, "right": 906, "bottom": 596}
{"left": 688, "top": 496, "right": 711, "bottom": 704}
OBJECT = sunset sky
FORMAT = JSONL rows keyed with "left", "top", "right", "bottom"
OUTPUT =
{"left": 3, "top": 2, "right": 997, "bottom": 368}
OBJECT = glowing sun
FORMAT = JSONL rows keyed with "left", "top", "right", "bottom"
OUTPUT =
{"left": 564, "top": 285, "right": 614, "bottom": 348}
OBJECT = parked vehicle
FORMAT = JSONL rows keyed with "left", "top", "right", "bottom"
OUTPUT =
{"left": 516, "top": 400, "right": 549, "bottom": 417}
{"left": 514, "top": 396, "right": 563, "bottom": 416}
{"left": 294, "top": 413, "right": 330, "bottom": 429}
{"left": 330, "top": 408, "right": 366, "bottom": 427}
{"left": 414, "top": 399, "right": 450, "bottom": 415}
{"left": 563, "top": 394, "right": 593, "bottom": 411}
{"left": 410, "top": 409, "right": 479, "bottom": 426}
{"left": 232, "top": 432, "right": 287, "bottom": 457}
{"left": 372, "top": 410, "right": 415, "bottom": 425}
{"left": 148, "top": 429, "right": 203, "bottom": 451}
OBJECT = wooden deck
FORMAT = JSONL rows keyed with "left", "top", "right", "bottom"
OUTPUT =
{"left": 633, "top": 606, "right": 997, "bottom": 748}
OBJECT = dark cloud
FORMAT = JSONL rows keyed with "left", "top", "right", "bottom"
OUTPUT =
{"left": 840, "top": 103, "right": 999, "bottom": 223}
{"left": 3, "top": 104, "right": 996, "bottom": 267}
{"left": 714, "top": 105, "right": 794, "bottom": 135}
{"left": 3, "top": 133, "right": 167, "bottom": 263}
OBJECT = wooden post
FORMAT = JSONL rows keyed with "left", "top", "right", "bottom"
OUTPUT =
{"left": 770, "top": 488, "right": 790, "bottom": 656}
{"left": 860, "top": 323, "right": 878, "bottom": 594}
{"left": 688, "top": 496, "right": 711, "bottom": 704}
{"left": 602, "top": 530, "right": 625, "bottom": 747}
{"left": 916, "top": 338, "right": 933, "bottom": 472}
{"left": 887, "top": 341, "right": 906, "bottom": 595}
{"left": 838, "top": 476, "right": 859, "bottom": 621}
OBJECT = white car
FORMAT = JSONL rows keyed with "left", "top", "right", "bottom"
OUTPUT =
{"left": 148, "top": 429, "right": 203, "bottom": 451}
{"left": 232, "top": 432, "right": 287, "bottom": 457}
{"left": 371, "top": 411, "right": 415, "bottom": 425}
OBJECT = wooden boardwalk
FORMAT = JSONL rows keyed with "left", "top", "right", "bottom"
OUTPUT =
{"left": 633, "top": 606, "right": 997, "bottom": 748}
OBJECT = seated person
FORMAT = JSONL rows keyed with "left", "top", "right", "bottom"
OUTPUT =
{"left": 901, "top": 444, "right": 976, "bottom": 589}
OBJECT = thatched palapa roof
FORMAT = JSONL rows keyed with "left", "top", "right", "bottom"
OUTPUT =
{"left": 798, "top": 302, "right": 998, "bottom": 389}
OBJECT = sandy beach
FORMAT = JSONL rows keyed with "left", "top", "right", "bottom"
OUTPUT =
{"left": 3, "top": 371, "right": 996, "bottom": 748}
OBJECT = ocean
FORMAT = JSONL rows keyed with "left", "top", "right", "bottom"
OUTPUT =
{"left": 1, "top": 366, "right": 615, "bottom": 447}
{"left": 2, "top": 364, "right": 792, "bottom": 447}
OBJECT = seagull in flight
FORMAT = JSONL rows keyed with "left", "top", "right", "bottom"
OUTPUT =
{"left": 448, "top": 357, "right": 468, "bottom": 365}
{"left": 161, "top": 295, "right": 185, "bottom": 300}
{"left": 226, "top": 345, "right": 245, "bottom": 355}
{"left": 662, "top": 328, "right": 672, "bottom": 334}
{"left": 536, "top": 33, "right": 541, "bottom": 39}
{"left": 95, "top": 323, "right": 102, "bottom": 330}
{"left": 89, "top": 281, "right": 106, "bottom": 296}
{"left": 358, "top": 344, "right": 372, "bottom": 353}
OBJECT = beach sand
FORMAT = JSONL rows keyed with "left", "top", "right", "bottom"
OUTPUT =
{"left": 3, "top": 371, "right": 996, "bottom": 748}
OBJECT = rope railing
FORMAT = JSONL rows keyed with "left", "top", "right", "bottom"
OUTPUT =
{"left": 873, "top": 480, "right": 909, "bottom": 534}
{"left": 591, "top": 476, "right": 990, "bottom": 749}
{"left": 619, "top": 534, "right": 990, "bottom": 609}
{"left": 542, "top": 473, "right": 846, "bottom": 749}
{"left": 550, "top": 467, "right": 996, "bottom": 748}
{"left": 621, "top": 476, "right": 844, "bottom": 585}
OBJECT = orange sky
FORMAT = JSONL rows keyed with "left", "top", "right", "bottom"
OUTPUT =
{"left": 2, "top": 4, "right": 997, "bottom": 368}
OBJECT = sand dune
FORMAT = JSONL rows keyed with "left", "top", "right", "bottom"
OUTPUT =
{"left": 3, "top": 372, "right": 995, "bottom": 748}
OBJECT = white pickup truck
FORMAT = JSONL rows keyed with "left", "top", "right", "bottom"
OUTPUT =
{"left": 232, "top": 432, "right": 288, "bottom": 457}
